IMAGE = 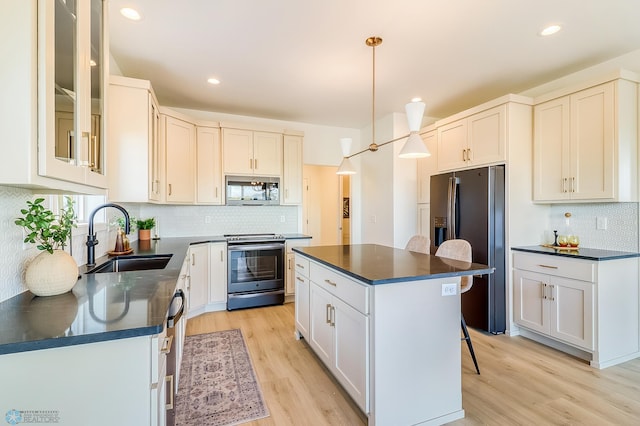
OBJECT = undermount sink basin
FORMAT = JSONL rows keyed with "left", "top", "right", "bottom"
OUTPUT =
{"left": 85, "top": 255, "right": 173, "bottom": 274}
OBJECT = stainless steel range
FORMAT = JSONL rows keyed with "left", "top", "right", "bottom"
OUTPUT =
{"left": 225, "top": 233, "right": 285, "bottom": 310}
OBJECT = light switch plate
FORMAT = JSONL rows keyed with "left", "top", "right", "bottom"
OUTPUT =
{"left": 596, "top": 216, "right": 607, "bottom": 230}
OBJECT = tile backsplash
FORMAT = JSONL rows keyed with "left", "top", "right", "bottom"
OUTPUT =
{"left": 548, "top": 203, "right": 639, "bottom": 251}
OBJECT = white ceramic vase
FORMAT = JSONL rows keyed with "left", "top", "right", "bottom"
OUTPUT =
{"left": 25, "top": 250, "right": 79, "bottom": 297}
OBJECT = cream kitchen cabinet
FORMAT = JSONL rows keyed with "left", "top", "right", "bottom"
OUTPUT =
{"left": 533, "top": 78, "right": 638, "bottom": 202}
{"left": 512, "top": 249, "right": 640, "bottom": 368}
{"left": 162, "top": 114, "right": 196, "bottom": 203}
{"left": 437, "top": 104, "right": 506, "bottom": 172}
{"left": 209, "top": 242, "right": 228, "bottom": 309}
{"left": 0, "top": 0, "right": 108, "bottom": 192}
{"left": 186, "top": 244, "right": 209, "bottom": 317}
{"left": 417, "top": 128, "right": 437, "bottom": 203}
{"left": 196, "top": 126, "right": 223, "bottom": 204}
{"left": 285, "top": 238, "right": 311, "bottom": 298}
{"left": 282, "top": 134, "right": 304, "bottom": 204}
{"left": 308, "top": 261, "right": 369, "bottom": 413}
{"left": 222, "top": 128, "right": 283, "bottom": 176}
{"left": 107, "top": 76, "right": 161, "bottom": 202}
{"left": 294, "top": 253, "right": 311, "bottom": 340}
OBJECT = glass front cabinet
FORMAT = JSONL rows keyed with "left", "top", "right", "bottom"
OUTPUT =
{"left": 0, "top": 0, "right": 108, "bottom": 191}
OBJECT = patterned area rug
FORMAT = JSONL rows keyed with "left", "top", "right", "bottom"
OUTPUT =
{"left": 175, "top": 329, "right": 269, "bottom": 426}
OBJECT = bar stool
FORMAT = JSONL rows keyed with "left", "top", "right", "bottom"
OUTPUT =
{"left": 435, "top": 239, "right": 480, "bottom": 375}
{"left": 405, "top": 235, "right": 430, "bottom": 254}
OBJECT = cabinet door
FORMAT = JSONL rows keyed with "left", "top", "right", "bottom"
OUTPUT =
{"left": 468, "top": 105, "right": 506, "bottom": 166}
{"left": 149, "top": 97, "right": 161, "bottom": 201}
{"left": 282, "top": 135, "right": 303, "bottom": 204}
{"left": 253, "top": 132, "right": 283, "bottom": 176}
{"left": 222, "top": 128, "right": 254, "bottom": 175}
{"left": 285, "top": 253, "right": 295, "bottom": 295}
{"left": 513, "top": 269, "right": 548, "bottom": 334}
{"left": 196, "top": 126, "right": 223, "bottom": 204}
{"left": 548, "top": 277, "right": 594, "bottom": 350}
{"left": 571, "top": 83, "right": 614, "bottom": 200}
{"left": 533, "top": 97, "right": 571, "bottom": 201}
{"left": 295, "top": 271, "right": 310, "bottom": 339}
{"left": 437, "top": 119, "right": 467, "bottom": 171}
{"left": 188, "top": 244, "right": 209, "bottom": 314}
{"left": 417, "top": 130, "right": 437, "bottom": 203}
{"left": 209, "top": 242, "right": 227, "bottom": 305}
{"left": 333, "top": 296, "right": 369, "bottom": 413}
{"left": 165, "top": 116, "right": 195, "bottom": 203}
{"left": 309, "top": 282, "right": 334, "bottom": 367}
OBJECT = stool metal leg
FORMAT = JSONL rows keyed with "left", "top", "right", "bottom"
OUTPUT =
{"left": 461, "top": 314, "right": 480, "bottom": 374}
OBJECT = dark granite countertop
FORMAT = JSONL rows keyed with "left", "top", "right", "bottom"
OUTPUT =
{"left": 0, "top": 236, "right": 229, "bottom": 355}
{"left": 293, "top": 244, "right": 494, "bottom": 285}
{"left": 512, "top": 245, "right": 640, "bottom": 261}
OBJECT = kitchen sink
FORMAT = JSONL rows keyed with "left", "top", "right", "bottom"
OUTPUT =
{"left": 85, "top": 255, "right": 173, "bottom": 274}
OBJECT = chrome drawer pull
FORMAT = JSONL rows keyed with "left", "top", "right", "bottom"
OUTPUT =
{"left": 324, "top": 279, "right": 337, "bottom": 287}
{"left": 296, "top": 276, "right": 304, "bottom": 283}
{"left": 296, "top": 263, "right": 305, "bottom": 269}
{"left": 537, "top": 264, "right": 558, "bottom": 269}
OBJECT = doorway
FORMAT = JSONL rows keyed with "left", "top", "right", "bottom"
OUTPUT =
{"left": 303, "top": 165, "right": 348, "bottom": 245}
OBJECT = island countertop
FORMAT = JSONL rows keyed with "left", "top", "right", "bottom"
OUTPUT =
{"left": 293, "top": 244, "right": 494, "bottom": 285}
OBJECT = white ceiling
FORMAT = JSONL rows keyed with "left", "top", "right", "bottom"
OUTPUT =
{"left": 108, "top": 0, "right": 640, "bottom": 129}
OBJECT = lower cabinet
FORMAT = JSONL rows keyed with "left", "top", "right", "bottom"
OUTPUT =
{"left": 512, "top": 250, "right": 639, "bottom": 368}
{"left": 186, "top": 242, "right": 227, "bottom": 318}
{"left": 0, "top": 333, "right": 168, "bottom": 425}
{"left": 513, "top": 269, "right": 593, "bottom": 350}
{"left": 285, "top": 238, "right": 311, "bottom": 297}
{"left": 307, "top": 262, "right": 369, "bottom": 413}
{"left": 294, "top": 254, "right": 311, "bottom": 339}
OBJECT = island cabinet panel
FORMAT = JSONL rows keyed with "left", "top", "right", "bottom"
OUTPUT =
{"left": 308, "top": 263, "right": 369, "bottom": 413}
{"left": 294, "top": 254, "right": 311, "bottom": 339}
{"left": 512, "top": 251, "right": 639, "bottom": 368}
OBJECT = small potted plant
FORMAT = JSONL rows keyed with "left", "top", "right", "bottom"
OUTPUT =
{"left": 136, "top": 217, "right": 155, "bottom": 241}
{"left": 15, "top": 197, "right": 79, "bottom": 296}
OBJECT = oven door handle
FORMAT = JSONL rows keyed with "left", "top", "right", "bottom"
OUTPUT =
{"left": 167, "top": 289, "right": 185, "bottom": 328}
{"left": 228, "top": 243, "right": 285, "bottom": 251}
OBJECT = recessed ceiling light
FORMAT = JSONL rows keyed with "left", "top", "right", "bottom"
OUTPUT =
{"left": 120, "top": 7, "right": 141, "bottom": 21}
{"left": 540, "top": 24, "right": 562, "bottom": 36}
{"left": 207, "top": 78, "right": 220, "bottom": 85}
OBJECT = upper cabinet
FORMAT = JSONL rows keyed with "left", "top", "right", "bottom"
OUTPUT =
{"left": 533, "top": 77, "right": 638, "bottom": 202}
{"left": 417, "top": 128, "right": 437, "bottom": 204}
{"left": 282, "top": 134, "right": 303, "bottom": 205}
{"left": 162, "top": 114, "right": 196, "bottom": 204}
{"left": 222, "top": 128, "right": 283, "bottom": 176}
{"left": 196, "top": 126, "right": 223, "bottom": 204}
{"left": 107, "top": 76, "right": 160, "bottom": 202}
{"left": 0, "top": 0, "right": 108, "bottom": 192}
{"left": 437, "top": 104, "right": 506, "bottom": 172}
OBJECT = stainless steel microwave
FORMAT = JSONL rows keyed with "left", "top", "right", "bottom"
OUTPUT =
{"left": 225, "top": 176, "right": 280, "bottom": 206}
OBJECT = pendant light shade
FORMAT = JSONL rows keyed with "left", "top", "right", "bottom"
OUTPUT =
{"left": 337, "top": 137, "right": 356, "bottom": 175}
{"left": 336, "top": 36, "right": 430, "bottom": 173}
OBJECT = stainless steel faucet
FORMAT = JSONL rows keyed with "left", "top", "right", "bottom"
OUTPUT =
{"left": 86, "top": 203, "right": 131, "bottom": 267}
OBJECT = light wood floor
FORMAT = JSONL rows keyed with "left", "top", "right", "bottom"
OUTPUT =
{"left": 186, "top": 304, "right": 640, "bottom": 425}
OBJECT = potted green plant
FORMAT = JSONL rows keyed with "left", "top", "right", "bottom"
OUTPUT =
{"left": 136, "top": 217, "right": 155, "bottom": 241}
{"left": 15, "top": 197, "right": 79, "bottom": 296}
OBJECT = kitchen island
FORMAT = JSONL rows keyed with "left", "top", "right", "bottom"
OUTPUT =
{"left": 292, "top": 244, "right": 494, "bottom": 426}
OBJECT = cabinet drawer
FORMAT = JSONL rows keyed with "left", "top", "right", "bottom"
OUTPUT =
{"left": 294, "top": 254, "right": 310, "bottom": 278}
{"left": 310, "top": 262, "right": 369, "bottom": 314}
{"left": 513, "top": 252, "right": 595, "bottom": 282}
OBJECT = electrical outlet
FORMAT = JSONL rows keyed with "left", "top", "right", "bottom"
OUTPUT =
{"left": 21, "top": 229, "right": 30, "bottom": 250}
{"left": 280, "top": 215, "right": 285, "bottom": 223}
{"left": 596, "top": 216, "right": 607, "bottom": 230}
{"left": 442, "top": 283, "right": 457, "bottom": 296}
{"left": 205, "top": 216, "right": 211, "bottom": 224}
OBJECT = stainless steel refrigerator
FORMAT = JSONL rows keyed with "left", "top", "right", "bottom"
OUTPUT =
{"left": 430, "top": 165, "right": 506, "bottom": 334}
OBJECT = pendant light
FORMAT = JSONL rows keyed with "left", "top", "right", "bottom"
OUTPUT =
{"left": 336, "top": 36, "right": 430, "bottom": 175}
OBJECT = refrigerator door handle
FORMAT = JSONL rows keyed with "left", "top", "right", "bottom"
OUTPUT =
{"left": 447, "top": 177, "right": 459, "bottom": 240}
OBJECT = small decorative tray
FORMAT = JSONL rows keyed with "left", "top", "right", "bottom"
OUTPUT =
{"left": 107, "top": 248, "right": 133, "bottom": 256}
{"left": 541, "top": 244, "right": 579, "bottom": 251}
